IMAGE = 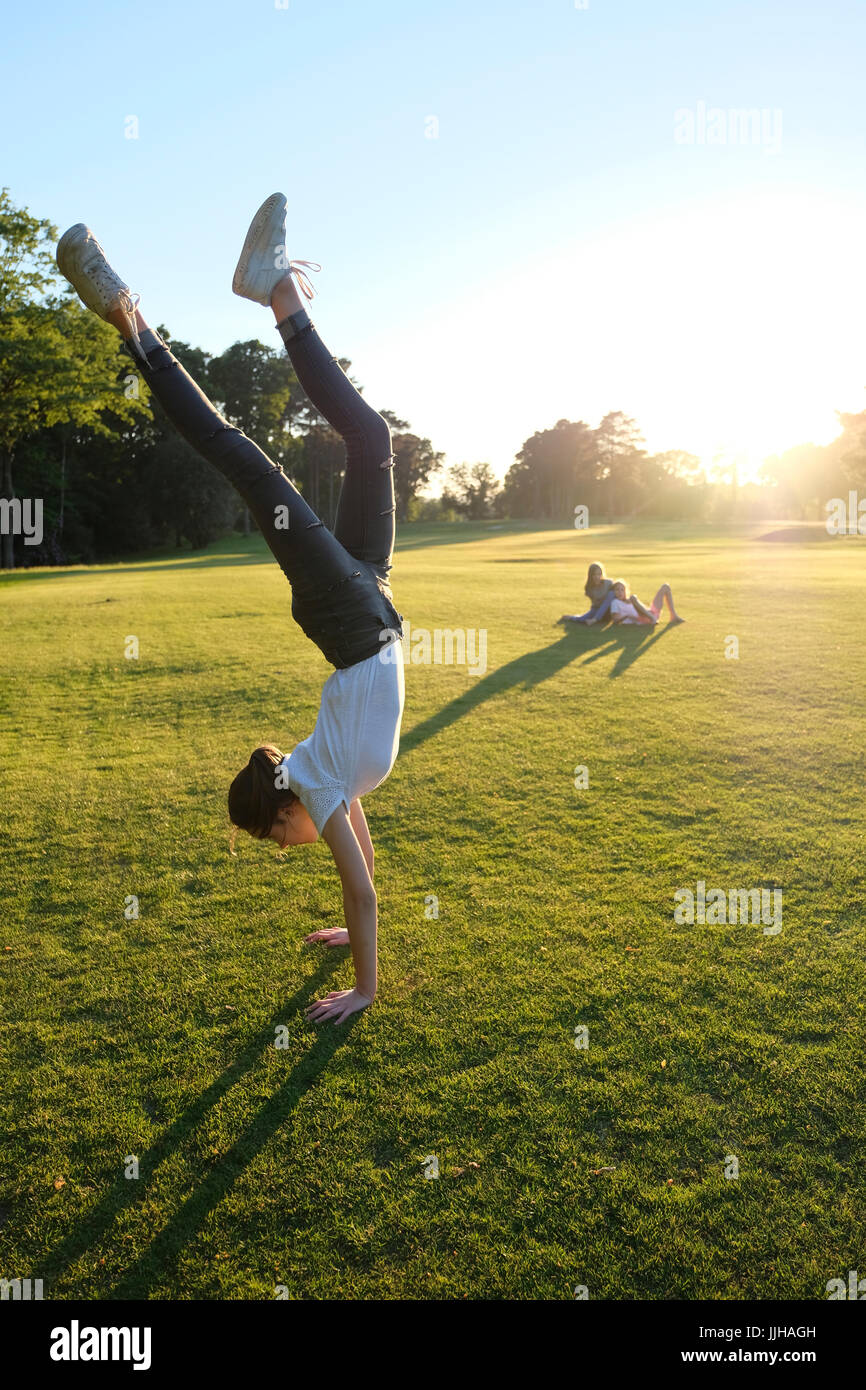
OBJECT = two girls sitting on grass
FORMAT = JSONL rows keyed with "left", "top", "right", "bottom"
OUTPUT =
{"left": 560, "top": 562, "right": 685, "bottom": 628}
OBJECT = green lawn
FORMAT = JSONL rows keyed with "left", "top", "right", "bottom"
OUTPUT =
{"left": 1, "top": 520, "right": 864, "bottom": 1300}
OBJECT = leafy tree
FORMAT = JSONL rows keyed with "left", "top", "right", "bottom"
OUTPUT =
{"left": 760, "top": 440, "right": 849, "bottom": 519}
{"left": 653, "top": 449, "right": 705, "bottom": 484}
{"left": 207, "top": 339, "right": 296, "bottom": 447}
{"left": 288, "top": 356, "right": 358, "bottom": 527}
{"left": 503, "top": 419, "right": 597, "bottom": 520}
{"left": 838, "top": 409, "right": 866, "bottom": 491}
{"left": 443, "top": 462, "right": 501, "bottom": 519}
{"left": 48, "top": 296, "right": 150, "bottom": 540}
{"left": 594, "top": 411, "right": 646, "bottom": 521}
{"left": 205, "top": 337, "right": 302, "bottom": 533}
{"left": 642, "top": 450, "right": 707, "bottom": 519}
{"left": 299, "top": 421, "right": 346, "bottom": 529}
{"left": 0, "top": 189, "right": 146, "bottom": 566}
{"left": 138, "top": 334, "right": 240, "bottom": 550}
{"left": 384, "top": 411, "right": 444, "bottom": 523}
{"left": 0, "top": 191, "right": 66, "bottom": 568}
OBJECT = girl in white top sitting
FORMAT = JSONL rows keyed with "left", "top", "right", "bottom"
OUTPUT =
{"left": 608, "top": 579, "right": 685, "bottom": 626}
{"left": 56, "top": 194, "right": 405, "bottom": 1026}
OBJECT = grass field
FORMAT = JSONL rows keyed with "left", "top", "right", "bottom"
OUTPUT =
{"left": 1, "top": 520, "right": 864, "bottom": 1301}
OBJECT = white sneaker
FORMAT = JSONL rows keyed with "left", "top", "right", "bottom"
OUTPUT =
{"left": 56, "top": 223, "right": 139, "bottom": 329}
{"left": 232, "top": 192, "right": 320, "bottom": 306}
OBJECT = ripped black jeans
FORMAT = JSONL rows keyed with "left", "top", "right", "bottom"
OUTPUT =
{"left": 126, "top": 318, "right": 402, "bottom": 669}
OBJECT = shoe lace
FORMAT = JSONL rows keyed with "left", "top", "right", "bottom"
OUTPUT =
{"left": 116, "top": 289, "right": 146, "bottom": 363}
{"left": 288, "top": 260, "right": 322, "bottom": 300}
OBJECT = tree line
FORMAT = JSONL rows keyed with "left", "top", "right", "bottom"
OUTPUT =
{"left": 0, "top": 190, "right": 445, "bottom": 569}
{"left": 2, "top": 188, "right": 864, "bottom": 568}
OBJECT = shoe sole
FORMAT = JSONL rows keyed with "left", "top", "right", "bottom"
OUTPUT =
{"left": 56, "top": 222, "right": 89, "bottom": 280}
{"left": 232, "top": 192, "right": 287, "bottom": 298}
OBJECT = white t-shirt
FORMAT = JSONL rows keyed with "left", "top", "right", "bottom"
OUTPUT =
{"left": 281, "top": 640, "right": 405, "bottom": 835}
{"left": 610, "top": 597, "right": 642, "bottom": 624}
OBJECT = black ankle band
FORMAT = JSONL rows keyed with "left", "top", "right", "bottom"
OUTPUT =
{"left": 121, "top": 337, "right": 151, "bottom": 370}
{"left": 276, "top": 309, "right": 313, "bottom": 341}
{"left": 138, "top": 327, "right": 165, "bottom": 353}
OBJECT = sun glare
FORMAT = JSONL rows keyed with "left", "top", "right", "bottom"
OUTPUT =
{"left": 364, "top": 187, "right": 866, "bottom": 485}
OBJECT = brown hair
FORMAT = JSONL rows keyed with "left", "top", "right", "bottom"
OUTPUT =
{"left": 228, "top": 743, "right": 298, "bottom": 840}
{"left": 584, "top": 561, "right": 607, "bottom": 597}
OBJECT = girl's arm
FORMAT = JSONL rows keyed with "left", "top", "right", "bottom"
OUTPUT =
{"left": 629, "top": 593, "right": 655, "bottom": 621}
{"left": 349, "top": 798, "right": 374, "bottom": 881}
{"left": 306, "top": 805, "right": 377, "bottom": 1023}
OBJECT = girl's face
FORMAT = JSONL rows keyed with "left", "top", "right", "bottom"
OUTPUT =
{"left": 588, "top": 566, "right": 602, "bottom": 583}
{"left": 269, "top": 802, "right": 318, "bottom": 847}
{"left": 613, "top": 582, "right": 626, "bottom": 600}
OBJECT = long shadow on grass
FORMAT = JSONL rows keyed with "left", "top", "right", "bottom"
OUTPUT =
{"left": 35, "top": 957, "right": 354, "bottom": 1298}
{"left": 0, "top": 554, "right": 273, "bottom": 584}
{"left": 577, "top": 621, "right": 673, "bottom": 678}
{"left": 400, "top": 623, "right": 670, "bottom": 757}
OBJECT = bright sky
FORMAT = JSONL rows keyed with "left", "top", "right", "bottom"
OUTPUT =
{"left": 3, "top": 0, "right": 865, "bottom": 486}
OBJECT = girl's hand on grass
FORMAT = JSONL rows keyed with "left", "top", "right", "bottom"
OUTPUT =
{"left": 305, "top": 988, "right": 373, "bottom": 1025}
{"left": 304, "top": 928, "right": 350, "bottom": 948}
